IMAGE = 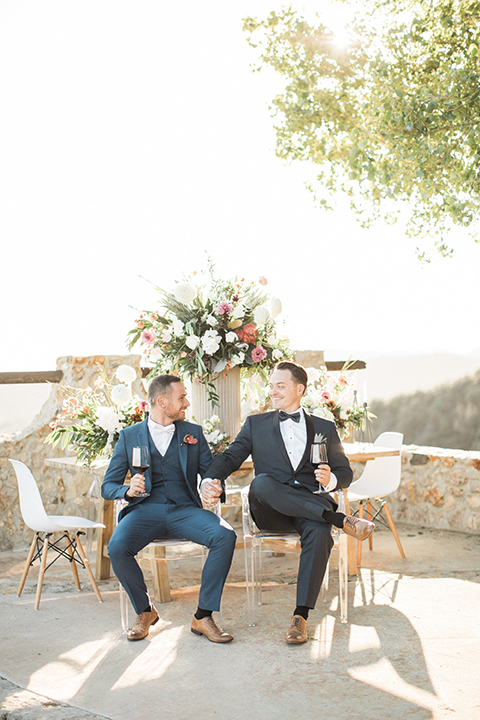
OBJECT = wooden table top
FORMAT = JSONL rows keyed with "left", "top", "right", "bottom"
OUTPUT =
{"left": 342, "top": 442, "right": 401, "bottom": 463}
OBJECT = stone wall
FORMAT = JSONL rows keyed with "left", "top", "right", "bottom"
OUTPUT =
{"left": 351, "top": 444, "right": 480, "bottom": 534}
{"left": 0, "top": 355, "right": 145, "bottom": 550}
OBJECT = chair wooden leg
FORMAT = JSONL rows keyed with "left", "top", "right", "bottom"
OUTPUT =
{"left": 357, "top": 503, "right": 363, "bottom": 567}
{"left": 75, "top": 534, "right": 103, "bottom": 602}
{"left": 35, "top": 534, "right": 50, "bottom": 610}
{"left": 383, "top": 501, "right": 406, "bottom": 560}
{"left": 17, "top": 534, "right": 38, "bottom": 597}
{"left": 144, "top": 545, "right": 172, "bottom": 603}
{"left": 66, "top": 531, "right": 81, "bottom": 590}
{"left": 366, "top": 499, "right": 373, "bottom": 551}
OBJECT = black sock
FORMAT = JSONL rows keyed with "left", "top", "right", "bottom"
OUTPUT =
{"left": 294, "top": 606, "right": 309, "bottom": 620}
{"left": 195, "top": 607, "right": 213, "bottom": 620}
{"left": 140, "top": 604, "right": 152, "bottom": 614}
{"left": 323, "top": 510, "right": 346, "bottom": 529}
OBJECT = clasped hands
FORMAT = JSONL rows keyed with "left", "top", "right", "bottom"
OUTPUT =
{"left": 201, "top": 479, "right": 223, "bottom": 507}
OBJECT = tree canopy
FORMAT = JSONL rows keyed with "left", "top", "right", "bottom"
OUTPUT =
{"left": 243, "top": 0, "right": 480, "bottom": 256}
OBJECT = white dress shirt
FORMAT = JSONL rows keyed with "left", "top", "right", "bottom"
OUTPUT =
{"left": 148, "top": 417, "right": 175, "bottom": 456}
{"left": 280, "top": 407, "right": 337, "bottom": 492}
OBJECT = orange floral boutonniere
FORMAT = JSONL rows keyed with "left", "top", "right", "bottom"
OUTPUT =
{"left": 182, "top": 434, "right": 198, "bottom": 445}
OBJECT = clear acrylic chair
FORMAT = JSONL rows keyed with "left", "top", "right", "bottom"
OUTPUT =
{"left": 347, "top": 432, "right": 405, "bottom": 564}
{"left": 241, "top": 485, "right": 348, "bottom": 625}
{"left": 9, "top": 459, "right": 105, "bottom": 610}
{"left": 115, "top": 500, "right": 214, "bottom": 633}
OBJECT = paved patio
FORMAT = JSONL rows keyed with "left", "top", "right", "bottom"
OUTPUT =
{"left": 1, "top": 523, "right": 479, "bottom": 720}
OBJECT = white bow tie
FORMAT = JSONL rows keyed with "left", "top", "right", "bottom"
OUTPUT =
{"left": 151, "top": 423, "right": 175, "bottom": 435}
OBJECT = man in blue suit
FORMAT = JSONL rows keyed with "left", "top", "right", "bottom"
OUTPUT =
{"left": 102, "top": 374, "right": 236, "bottom": 643}
{"left": 204, "top": 361, "right": 374, "bottom": 644}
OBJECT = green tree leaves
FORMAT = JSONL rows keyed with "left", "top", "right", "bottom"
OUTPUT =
{"left": 243, "top": 0, "right": 480, "bottom": 255}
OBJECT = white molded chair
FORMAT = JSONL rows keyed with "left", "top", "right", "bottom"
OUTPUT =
{"left": 241, "top": 486, "right": 348, "bottom": 625}
{"left": 9, "top": 459, "right": 105, "bottom": 609}
{"left": 347, "top": 432, "right": 406, "bottom": 564}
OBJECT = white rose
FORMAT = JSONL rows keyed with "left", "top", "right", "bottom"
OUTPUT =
{"left": 149, "top": 347, "right": 163, "bottom": 360}
{"left": 306, "top": 367, "right": 320, "bottom": 383}
{"left": 254, "top": 305, "right": 270, "bottom": 326}
{"left": 173, "top": 282, "right": 197, "bottom": 304}
{"left": 111, "top": 384, "right": 132, "bottom": 406}
{"left": 172, "top": 319, "right": 184, "bottom": 336}
{"left": 206, "top": 314, "right": 218, "bottom": 327}
{"left": 231, "top": 352, "right": 245, "bottom": 366}
{"left": 270, "top": 298, "right": 282, "bottom": 317}
{"left": 225, "top": 331, "right": 237, "bottom": 343}
{"left": 161, "top": 329, "right": 172, "bottom": 342}
{"left": 201, "top": 329, "right": 221, "bottom": 355}
{"left": 232, "top": 304, "right": 244, "bottom": 320}
{"left": 95, "top": 407, "right": 122, "bottom": 433}
{"left": 185, "top": 334, "right": 200, "bottom": 350}
{"left": 272, "top": 349, "right": 284, "bottom": 360}
{"left": 115, "top": 365, "right": 136, "bottom": 384}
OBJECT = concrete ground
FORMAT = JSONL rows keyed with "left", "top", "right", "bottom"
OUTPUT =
{"left": 1, "top": 523, "right": 479, "bottom": 720}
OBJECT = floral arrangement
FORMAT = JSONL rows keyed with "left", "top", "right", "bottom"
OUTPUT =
{"left": 127, "top": 260, "right": 291, "bottom": 404}
{"left": 302, "top": 366, "right": 372, "bottom": 436}
{"left": 45, "top": 364, "right": 148, "bottom": 466}
{"left": 201, "top": 415, "right": 231, "bottom": 456}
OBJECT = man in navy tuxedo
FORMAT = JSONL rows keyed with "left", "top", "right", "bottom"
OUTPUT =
{"left": 203, "top": 361, "right": 374, "bottom": 644}
{"left": 102, "top": 374, "right": 236, "bottom": 643}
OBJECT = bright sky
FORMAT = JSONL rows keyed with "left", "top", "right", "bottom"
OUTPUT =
{"left": 1, "top": 0, "right": 479, "bottom": 374}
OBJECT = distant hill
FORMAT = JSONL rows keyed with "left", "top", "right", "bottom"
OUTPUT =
{"left": 361, "top": 352, "right": 480, "bottom": 401}
{"left": 370, "top": 369, "right": 480, "bottom": 451}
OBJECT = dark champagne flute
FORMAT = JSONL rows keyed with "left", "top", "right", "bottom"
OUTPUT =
{"left": 310, "top": 443, "right": 328, "bottom": 494}
{"left": 132, "top": 446, "right": 150, "bottom": 498}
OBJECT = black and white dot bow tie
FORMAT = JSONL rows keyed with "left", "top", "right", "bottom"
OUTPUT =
{"left": 279, "top": 411, "right": 301, "bottom": 423}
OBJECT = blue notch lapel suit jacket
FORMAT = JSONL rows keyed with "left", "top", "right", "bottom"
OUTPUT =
{"left": 101, "top": 419, "right": 214, "bottom": 520}
{"left": 205, "top": 410, "right": 352, "bottom": 494}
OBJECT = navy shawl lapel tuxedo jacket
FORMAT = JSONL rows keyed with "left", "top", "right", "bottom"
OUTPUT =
{"left": 206, "top": 410, "right": 352, "bottom": 494}
{"left": 101, "top": 419, "right": 214, "bottom": 519}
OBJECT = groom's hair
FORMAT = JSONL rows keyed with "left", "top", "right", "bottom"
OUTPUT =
{"left": 148, "top": 374, "right": 182, "bottom": 406}
{"left": 275, "top": 361, "right": 308, "bottom": 395}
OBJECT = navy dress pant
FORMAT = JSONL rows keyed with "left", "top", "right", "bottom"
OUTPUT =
{"left": 108, "top": 503, "right": 236, "bottom": 615}
{"left": 248, "top": 474, "right": 334, "bottom": 609}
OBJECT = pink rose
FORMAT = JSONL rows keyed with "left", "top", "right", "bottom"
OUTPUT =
{"left": 321, "top": 391, "right": 331, "bottom": 402}
{"left": 259, "top": 276, "right": 268, "bottom": 286}
{"left": 139, "top": 400, "right": 149, "bottom": 412}
{"left": 216, "top": 301, "right": 233, "bottom": 316}
{"left": 141, "top": 329, "right": 156, "bottom": 345}
{"left": 252, "top": 346, "right": 267, "bottom": 363}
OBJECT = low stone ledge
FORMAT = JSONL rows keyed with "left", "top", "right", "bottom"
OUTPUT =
{"left": 391, "top": 444, "right": 480, "bottom": 534}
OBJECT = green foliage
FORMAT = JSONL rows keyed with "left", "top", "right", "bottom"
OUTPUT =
{"left": 370, "top": 368, "right": 480, "bottom": 450}
{"left": 243, "top": 0, "right": 480, "bottom": 255}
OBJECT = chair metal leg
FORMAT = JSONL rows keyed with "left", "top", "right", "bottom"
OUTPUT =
{"left": 382, "top": 501, "right": 406, "bottom": 559}
{"left": 75, "top": 533, "right": 103, "bottom": 602}
{"left": 320, "top": 555, "right": 330, "bottom": 603}
{"left": 35, "top": 533, "right": 51, "bottom": 610}
{"left": 65, "top": 531, "right": 81, "bottom": 590}
{"left": 17, "top": 534, "right": 37, "bottom": 597}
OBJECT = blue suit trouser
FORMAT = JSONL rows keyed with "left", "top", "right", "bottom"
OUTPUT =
{"left": 108, "top": 503, "right": 237, "bottom": 615}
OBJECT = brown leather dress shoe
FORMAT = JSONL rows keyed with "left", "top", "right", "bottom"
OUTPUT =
{"left": 127, "top": 606, "right": 160, "bottom": 641}
{"left": 343, "top": 515, "right": 375, "bottom": 541}
{"left": 285, "top": 615, "right": 308, "bottom": 644}
{"left": 191, "top": 615, "right": 233, "bottom": 643}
